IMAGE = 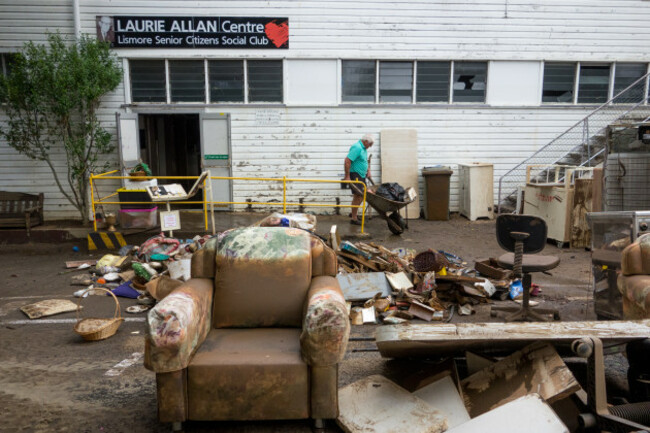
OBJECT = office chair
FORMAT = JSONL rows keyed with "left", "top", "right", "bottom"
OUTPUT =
{"left": 491, "top": 214, "right": 561, "bottom": 322}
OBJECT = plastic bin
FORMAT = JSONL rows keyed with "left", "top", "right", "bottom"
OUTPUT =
{"left": 119, "top": 207, "right": 158, "bottom": 229}
{"left": 422, "top": 167, "right": 453, "bottom": 221}
{"left": 117, "top": 188, "right": 155, "bottom": 209}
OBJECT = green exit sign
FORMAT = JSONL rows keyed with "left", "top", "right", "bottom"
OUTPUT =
{"left": 204, "top": 154, "right": 229, "bottom": 160}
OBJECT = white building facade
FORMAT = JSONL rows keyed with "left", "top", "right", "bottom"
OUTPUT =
{"left": 1, "top": 0, "right": 650, "bottom": 219}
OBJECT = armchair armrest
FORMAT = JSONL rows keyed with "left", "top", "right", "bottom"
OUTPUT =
{"left": 300, "top": 276, "right": 350, "bottom": 366}
{"left": 144, "top": 278, "right": 213, "bottom": 373}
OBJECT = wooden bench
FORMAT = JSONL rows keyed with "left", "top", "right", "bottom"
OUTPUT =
{"left": 0, "top": 191, "right": 44, "bottom": 236}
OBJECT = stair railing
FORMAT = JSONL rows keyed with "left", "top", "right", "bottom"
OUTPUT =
{"left": 497, "top": 71, "right": 650, "bottom": 213}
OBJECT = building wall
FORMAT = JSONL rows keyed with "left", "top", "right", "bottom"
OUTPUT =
{"left": 1, "top": 0, "right": 649, "bottom": 218}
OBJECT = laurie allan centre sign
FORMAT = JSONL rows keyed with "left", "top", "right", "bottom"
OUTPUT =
{"left": 96, "top": 16, "right": 289, "bottom": 49}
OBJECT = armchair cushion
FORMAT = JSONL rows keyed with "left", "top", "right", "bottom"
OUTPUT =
{"left": 621, "top": 234, "right": 650, "bottom": 276}
{"left": 213, "top": 227, "right": 312, "bottom": 328}
{"left": 144, "top": 278, "right": 213, "bottom": 373}
{"left": 187, "top": 328, "right": 309, "bottom": 420}
{"left": 618, "top": 234, "right": 650, "bottom": 319}
{"left": 301, "top": 276, "right": 350, "bottom": 366}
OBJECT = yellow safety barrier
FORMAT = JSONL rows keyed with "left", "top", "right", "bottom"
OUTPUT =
{"left": 90, "top": 171, "right": 367, "bottom": 233}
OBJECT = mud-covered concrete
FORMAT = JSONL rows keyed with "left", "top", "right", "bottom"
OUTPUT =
{"left": 0, "top": 213, "right": 631, "bottom": 432}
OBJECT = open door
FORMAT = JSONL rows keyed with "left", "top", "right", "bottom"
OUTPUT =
{"left": 116, "top": 112, "right": 140, "bottom": 186}
{"left": 200, "top": 113, "right": 232, "bottom": 209}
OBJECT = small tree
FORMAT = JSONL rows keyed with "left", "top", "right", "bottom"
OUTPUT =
{"left": 0, "top": 33, "right": 122, "bottom": 222}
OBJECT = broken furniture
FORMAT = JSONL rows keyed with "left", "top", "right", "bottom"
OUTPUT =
{"left": 146, "top": 171, "right": 210, "bottom": 236}
{"left": 491, "top": 214, "right": 561, "bottom": 321}
{"left": 587, "top": 210, "right": 650, "bottom": 320}
{"left": 0, "top": 191, "right": 44, "bottom": 236}
{"left": 144, "top": 227, "right": 350, "bottom": 431}
{"left": 618, "top": 233, "right": 650, "bottom": 319}
{"left": 522, "top": 165, "right": 594, "bottom": 247}
{"left": 572, "top": 337, "right": 650, "bottom": 432}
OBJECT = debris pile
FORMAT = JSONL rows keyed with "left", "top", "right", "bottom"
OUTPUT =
{"left": 63, "top": 233, "right": 212, "bottom": 315}
{"left": 328, "top": 225, "right": 528, "bottom": 324}
{"left": 338, "top": 341, "right": 583, "bottom": 433}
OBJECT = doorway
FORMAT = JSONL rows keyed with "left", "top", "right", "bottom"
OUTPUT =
{"left": 139, "top": 114, "right": 201, "bottom": 195}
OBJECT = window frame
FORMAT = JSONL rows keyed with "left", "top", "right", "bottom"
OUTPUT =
{"left": 542, "top": 61, "right": 649, "bottom": 105}
{"left": 127, "top": 58, "right": 284, "bottom": 105}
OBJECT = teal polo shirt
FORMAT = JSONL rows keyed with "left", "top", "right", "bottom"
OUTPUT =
{"left": 347, "top": 140, "right": 368, "bottom": 178}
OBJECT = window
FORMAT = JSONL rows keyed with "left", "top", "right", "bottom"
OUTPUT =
{"left": 129, "top": 59, "right": 284, "bottom": 104}
{"left": 542, "top": 63, "right": 575, "bottom": 103}
{"left": 1, "top": 53, "right": 18, "bottom": 77}
{"left": 416, "top": 61, "right": 450, "bottom": 103}
{"left": 342, "top": 60, "right": 375, "bottom": 102}
{"left": 578, "top": 64, "right": 610, "bottom": 104}
{"left": 130, "top": 60, "right": 166, "bottom": 103}
{"left": 453, "top": 62, "right": 487, "bottom": 103}
{"left": 248, "top": 60, "right": 283, "bottom": 103}
{"left": 614, "top": 63, "right": 647, "bottom": 102}
{"left": 379, "top": 61, "right": 413, "bottom": 102}
{"left": 209, "top": 60, "right": 244, "bottom": 103}
{"left": 169, "top": 60, "right": 205, "bottom": 102}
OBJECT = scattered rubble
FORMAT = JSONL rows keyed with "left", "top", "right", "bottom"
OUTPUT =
{"left": 329, "top": 226, "right": 532, "bottom": 325}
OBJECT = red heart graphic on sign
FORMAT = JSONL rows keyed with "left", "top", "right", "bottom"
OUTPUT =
{"left": 265, "top": 21, "right": 289, "bottom": 48}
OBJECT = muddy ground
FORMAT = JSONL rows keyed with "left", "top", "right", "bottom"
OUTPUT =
{"left": 0, "top": 213, "right": 632, "bottom": 432}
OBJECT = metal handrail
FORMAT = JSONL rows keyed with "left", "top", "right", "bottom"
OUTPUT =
{"left": 498, "top": 71, "right": 650, "bottom": 213}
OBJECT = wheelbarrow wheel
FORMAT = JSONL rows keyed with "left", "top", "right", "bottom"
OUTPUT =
{"left": 387, "top": 212, "right": 406, "bottom": 235}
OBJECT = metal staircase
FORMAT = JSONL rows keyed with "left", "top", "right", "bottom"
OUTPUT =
{"left": 497, "top": 72, "right": 650, "bottom": 213}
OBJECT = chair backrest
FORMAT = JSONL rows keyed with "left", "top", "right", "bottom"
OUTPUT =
{"left": 212, "top": 226, "right": 314, "bottom": 328}
{"left": 496, "top": 214, "right": 548, "bottom": 254}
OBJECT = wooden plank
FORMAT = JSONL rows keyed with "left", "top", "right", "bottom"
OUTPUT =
{"left": 375, "top": 320, "right": 650, "bottom": 358}
{"left": 461, "top": 342, "right": 580, "bottom": 417}
{"left": 380, "top": 129, "right": 420, "bottom": 219}
{"left": 337, "top": 375, "right": 447, "bottom": 433}
{"left": 337, "top": 251, "right": 380, "bottom": 271}
{"left": 591, "top": 167, "right": 603, "bottom": 213}
{"left": 570, "top": 178, "right": 592, "bottom": 249}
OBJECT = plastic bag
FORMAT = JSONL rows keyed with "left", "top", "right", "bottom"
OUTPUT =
{"left": 253, "top": 212, "right": 317, "bottom": 231}
{"left": 138, "top": 234, "right": 181, "bottom": 260}
{"left": 509, "top": 279, "right": 523, "bottom": 300}
{"left": 375, "top": 182, "right": 406, "bottom": 202}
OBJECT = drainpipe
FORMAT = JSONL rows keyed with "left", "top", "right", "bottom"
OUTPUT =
{"left": 73, "top": 0, "right": 81, "bottom": 41}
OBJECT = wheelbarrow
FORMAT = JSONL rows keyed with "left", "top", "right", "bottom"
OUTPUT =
{"left": 355, "top": 181, "right": 417, "bottom": 235}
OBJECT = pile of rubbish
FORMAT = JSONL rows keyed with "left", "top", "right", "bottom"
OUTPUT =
{"left": 67, "top": 233, "right": 212, "bottom": 313}
{"left": 329, "top": 230, "right": 532, "bottom": 324}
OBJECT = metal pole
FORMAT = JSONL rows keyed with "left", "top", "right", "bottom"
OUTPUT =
{"left": 90, "top": 174, "right": 97, "bottom": 232}
{"left": 283, "top": 176, "right": 287, "bottom": 214}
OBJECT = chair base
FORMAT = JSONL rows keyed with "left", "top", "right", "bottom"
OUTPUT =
{"left": 490, "top": 274, "right": 560, "bottom": 322}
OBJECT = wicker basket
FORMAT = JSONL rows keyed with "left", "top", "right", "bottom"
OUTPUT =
{"left": 129, "top": 170, "right": 147, "bottom": 181}
{"left": 74, "top": 288, "right": 124, "bottom": 341}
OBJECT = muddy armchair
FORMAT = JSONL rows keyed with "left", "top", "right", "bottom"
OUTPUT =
{"left": 618, "top": 233, "right": 650, "bottom": 319}
{"left": 144, "top": 227, "right": 349, "bottom": 431}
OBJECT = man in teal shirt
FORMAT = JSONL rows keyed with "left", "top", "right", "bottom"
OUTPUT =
{"left": 344, "top": 134, "right": 374, "bottom": 225}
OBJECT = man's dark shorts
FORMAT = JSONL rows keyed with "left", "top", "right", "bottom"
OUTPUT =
{"left": 349, "top": 172, "right": 367, "bottom": 197}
